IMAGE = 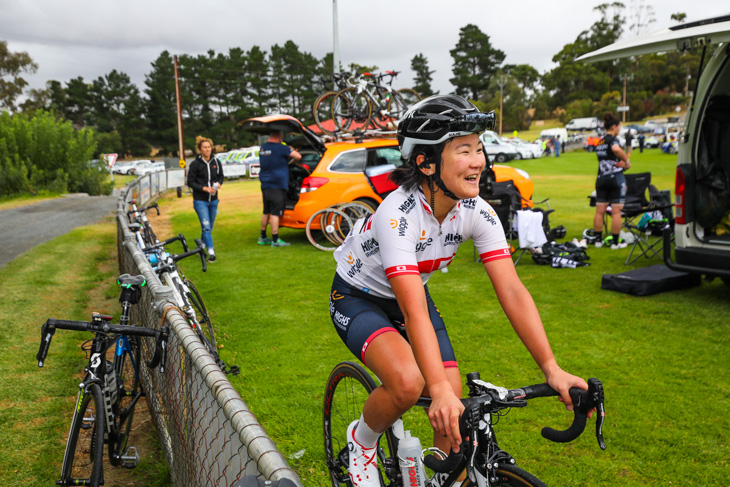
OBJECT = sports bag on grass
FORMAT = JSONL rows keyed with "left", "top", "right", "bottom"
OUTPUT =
{"left": 601, "top": 264, "right": 701, "bottom": 296}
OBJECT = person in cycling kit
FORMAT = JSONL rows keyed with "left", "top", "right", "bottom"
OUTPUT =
{"left": 591, "top": 112, "right": 631, "bottom": 249}
{"left": 328, "top": 94, "right": 589, "bottom": 487}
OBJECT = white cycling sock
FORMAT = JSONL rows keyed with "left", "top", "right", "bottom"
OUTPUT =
{"left": 208, "top": 248, "right": 215, "bottom": 256}
{"left": 353, "top": 413, "right": 380, "bottom": 448}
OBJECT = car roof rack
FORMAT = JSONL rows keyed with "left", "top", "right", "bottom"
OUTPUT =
{"left": 318, "top": 128, "right": 398, "bottom": 144}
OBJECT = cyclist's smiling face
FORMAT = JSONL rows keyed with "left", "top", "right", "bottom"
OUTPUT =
{"left": 439, "top": 133, "right": 485, "bottom": 200}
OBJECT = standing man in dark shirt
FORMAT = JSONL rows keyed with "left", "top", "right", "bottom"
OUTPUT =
{"left": 258, "top": 130, "right": 301, "bottom": 247}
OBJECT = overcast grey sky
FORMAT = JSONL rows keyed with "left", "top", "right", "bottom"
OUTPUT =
{"left": 1, "top": 0, "right": 727, "bottom": 97}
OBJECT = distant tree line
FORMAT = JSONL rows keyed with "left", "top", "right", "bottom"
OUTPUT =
{"left": 2, "top": 2, "right": 698, "bottom": 164}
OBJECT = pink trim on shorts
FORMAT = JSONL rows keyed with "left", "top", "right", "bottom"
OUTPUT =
{"left": 361, "top": 328, "right": 398, "bottom": 365}
{"left": 443, "top": 360, "right": 459, "bottom": 369}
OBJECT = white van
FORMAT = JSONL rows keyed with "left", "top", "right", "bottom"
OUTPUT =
{"left": 539, "top": 128, "right": 569, "bottom": 145}
{"left": 565, "top": 117, "right": 601, "bottom": 132}
{"left": 479, "top": 130, "right": 517, "bottom": 163}
{"left": 579, "top": 15, "right": 730, "bottom": 282}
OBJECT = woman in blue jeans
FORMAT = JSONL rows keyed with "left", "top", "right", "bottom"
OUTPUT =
{"left": 187, "top": 136, "right": 225, "bottom": 262}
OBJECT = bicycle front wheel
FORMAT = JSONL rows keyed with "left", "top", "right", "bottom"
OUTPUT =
{"left": 332, "top": 87, "right": 372, "bottom": 132}
{"left": 323, "top": 361, "right": 398, "bottom": 487}
{"left": 184, "top": 278, "right": 217, "bottom": 351}
{"left": 396, "top": 88, "right": 422, "bottom": 106}
{"left": 313, "top": 91, "right": 338, "bottom": 136}
{"left": 305, "top": 208, "right": 353, "bottom": 251}
{"left": 60, "top": 382, "right": 105, "bottom": 486}
{"left": 462, "top": 464, "right": 548, "bottom": 487}
{"left": 109, "top": 338, "right": 141, "bottom": 466}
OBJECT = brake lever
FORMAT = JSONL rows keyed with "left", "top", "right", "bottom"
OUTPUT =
{"left": 589, "top": 378, "right": 606, "bottom": 450}
{"left": 194, "top": 239, "right": 207, "bottom": 272}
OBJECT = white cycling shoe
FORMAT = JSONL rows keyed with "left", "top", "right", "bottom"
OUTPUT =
{"left": 347, "top": 420, "right": 380, "bottom": 487}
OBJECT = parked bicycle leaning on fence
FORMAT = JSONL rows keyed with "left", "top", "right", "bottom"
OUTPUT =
{"left": 37, "top": 274, "right": 169, "bottom": 487}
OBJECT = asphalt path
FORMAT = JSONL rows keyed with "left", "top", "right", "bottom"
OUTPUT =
{"left": 0, "top": 193, "right": 118, "bottom": 269}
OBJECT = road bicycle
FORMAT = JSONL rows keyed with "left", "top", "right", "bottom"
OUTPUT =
{"left": 323, "top": 361, "right": 605, "bottom": 486}
{"left": 127, "top": 200, "right": 160, "bottom": 248}
{"left": 36, "top": 274, "right": 170, "bottom": 487}
{"left": 331, "top": 72, "right": 421, "bottom": 133}
{"left": 142, "top": 233, "right": 240, "bottom": 376}
{"left": 313, "top": 72, "right": 353, "bottom": 136}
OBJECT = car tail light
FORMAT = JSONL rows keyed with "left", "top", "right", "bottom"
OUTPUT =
{"left": 300, "top": 176, "right": 329, "bottom": 193}
{"left": 675, "top": 167, "right": 686, "bottom": 224}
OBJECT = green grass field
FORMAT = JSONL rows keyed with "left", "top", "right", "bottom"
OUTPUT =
{"left": 2, "top": 147, "right": 727, "bottom": 486}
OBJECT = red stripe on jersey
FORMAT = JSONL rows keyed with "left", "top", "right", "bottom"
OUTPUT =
{"left": 480, "top": 248, "right": 512, "bottom": 262}
{"left": 385, "top": 264, "right": 419, "bottom": 278}
{"left": 417, "top": 253, "right": 457, "bottom": 274}
{"left": 360, "top": 215, "right": 374, "bottom": 233}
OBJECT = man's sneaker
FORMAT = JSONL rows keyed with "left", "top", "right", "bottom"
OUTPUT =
{"left": 271, "top": 238, "right": 291, "bottom": 247}
{"left": 594, "top": 240, "right": 603, "bottom": 248}
{"left": 346, "top": 421, "right": 379, "bottom": 487}
{"left": 257, "top": 236, "right": 273, "bottom": 245}
{"left": 208, "top": 254, "right": 217, "bottom": 262}
{"left": 610, "top": 241, "right": 628, "bottom": 250}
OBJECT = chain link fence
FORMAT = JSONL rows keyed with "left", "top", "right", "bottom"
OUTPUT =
{"left": 116, "top": 171, "right": 302, "bottom": 486}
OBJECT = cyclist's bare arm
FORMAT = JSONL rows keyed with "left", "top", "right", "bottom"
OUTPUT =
{"left": 483, "top": 257, "right": 588, "bottom": 408}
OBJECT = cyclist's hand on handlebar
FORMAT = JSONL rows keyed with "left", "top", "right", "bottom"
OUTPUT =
{"left": 544, "top": 365, "right": 588, "bottom": 412}
{"left": 427, "top": 385, "right": 465, "bottom": 453}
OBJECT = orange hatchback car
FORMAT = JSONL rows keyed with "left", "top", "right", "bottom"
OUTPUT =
{"left": 240, "top": 115, "right": 534, "bottom": 230}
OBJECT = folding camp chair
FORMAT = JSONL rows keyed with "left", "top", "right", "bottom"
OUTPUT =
{"left": 620, "top": 172, "right": 674, "bottom": 264}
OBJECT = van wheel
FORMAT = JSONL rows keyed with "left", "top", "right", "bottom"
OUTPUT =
{"left": 514, "top": 153, "right": 522, "bottom": 160}
{"left": 495, "top": 153, "right": 507, "bottom": 163}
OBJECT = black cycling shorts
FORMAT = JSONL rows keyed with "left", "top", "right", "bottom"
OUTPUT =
{"left": 329, "top": 272, "right": 457, "bottom": 368}
{"left": 262, "top": 188, "right": 287, "bottom": 216}
{"left": 595, "top": 173, "right": 627, "bottom": 204}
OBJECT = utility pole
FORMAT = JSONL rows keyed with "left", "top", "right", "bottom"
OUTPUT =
{"left": 332, "top": 0, "right": 340, "bottom": 74}
{"left": 174, "top": 55, "right": 186, "bottom": 197}
{"left": 496, "top": 75, "right": 506, "bottom": 136}
{"left": 619, "top": 73, "right": 634, "bottom": 122}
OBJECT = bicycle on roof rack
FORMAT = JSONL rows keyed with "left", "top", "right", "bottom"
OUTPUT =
{"left": 37, "top": 274, "right": 169, "bottom": 487}
{"left": 324, "top": 361, "right": 606, "bottom": 487}
{"left": 313, "top": 72, "right": 354, "bottom": 136}
{"left": 141, "top": 232, "right": 240, "bottom": 376}
{"left": 330, "top": 71, "right": 422, "bottom": 134}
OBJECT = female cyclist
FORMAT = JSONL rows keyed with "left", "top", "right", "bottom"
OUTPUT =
{"left": 328, "top": 95, "right": 588, "bottom": 486}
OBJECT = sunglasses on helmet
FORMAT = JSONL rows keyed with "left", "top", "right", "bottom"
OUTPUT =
{"left": 447, "top": 112, "right": 496, "bottom": 133}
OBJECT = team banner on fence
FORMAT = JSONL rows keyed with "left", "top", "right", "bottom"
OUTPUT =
{"left": 167, "top": 169, "right": 185, "bottom": 188}
{"left": 222, "top": 165, "right": 247, "bottom": 178}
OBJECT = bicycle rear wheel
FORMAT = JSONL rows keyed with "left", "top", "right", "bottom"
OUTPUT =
{"left": 109, "top": 338, "right": 141, "bottom": 466}
{"left": 305, "top": 208, "right": 353, "bottom": 251}
{"left": 396, "top": 88, "right": 422, "bottom": 106}
{"left": 60, "top": 382, "right": 105, "bottom": 486}
{"left": 323, "top": 361, "right": 398, "bottom": 487}
{"left": 462, "top": 464, "right": 548, "bottom": 487}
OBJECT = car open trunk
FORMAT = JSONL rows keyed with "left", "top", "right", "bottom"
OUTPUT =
{"left": 240, "top": 114, "right": 326, "bottom": 209}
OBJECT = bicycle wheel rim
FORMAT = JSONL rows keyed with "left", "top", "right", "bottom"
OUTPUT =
{"left": 461, "top": 464, "right": 548, "bottom": 487}
{"left": 60, "top": 382, "right": 105, "bottom": 486}
{"left": 387, "top": 92, "right": 409, "bottom": 122}
{"left": 323, "top": 362, "right": 398, "bottom": 487}
{"left": 397, "top": 88, "right": 423, "bottom": 105}
{"left": 314, "top": 91, "right": 337, "bottom": 136}
{"left": 184, "top": 278, "right": 217, "bottom": 350}
{"left": 110, "top": 339, "right": 141, "bottom": 465}
{"left": 336, "top": 202, "right": 375, "bottom": 223}
{"left": 306, "top": 208, "right": 353, "bottom": 251}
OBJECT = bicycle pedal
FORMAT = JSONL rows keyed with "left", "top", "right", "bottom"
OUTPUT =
{"left": 120, "top": 446, "right": 140, "bottom": 469}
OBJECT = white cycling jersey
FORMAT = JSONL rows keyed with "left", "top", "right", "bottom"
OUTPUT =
{"left": 333, "top": 186, "right": 511, "bottom": 299}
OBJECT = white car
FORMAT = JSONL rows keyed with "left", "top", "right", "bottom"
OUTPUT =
{"left": 131, "top": 161, "right": 165, "bottom": 176}
{"left": 506, "top": 138, "right": 542, "bottom": 159}
{"left": 479, "top": 130, "right": 518, "bottom": 163}
{"left": 112, "top": 159, "right": 149, "bottom": 175}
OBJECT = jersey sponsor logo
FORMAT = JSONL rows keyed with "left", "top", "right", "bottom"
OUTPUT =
{"left": 330, "top": 290, "right": 344, "bottom": 301}
{"left": 332, "top": 309, "right": 351, "bottom": 330}
{"left": 360, "top": 237, "right": 379, "bottom": 257}
{"left": 419, "top": 230, "right": 427, "bottom": 241}
{"left": 390, "top": 217, "right": 408, "bottom": 236}
{"left": 347, "top": 257, "right": 364, "bottom": 278}
{"left": 415, "top": 237, "right": 433, "bottom": 252}
{"left": 260, "top": 149, "right": 272, "bottom": 156}
{"left": 462, "top": 198, "right": 477, "bottom": 209}
{"left": 479, "top": 208, "right": 498, "bottom": 226}
{"left": 443, "top": 233, "right": 463, "bottom": 246}
{"left": 398, "top": 194, "right": 416, "bottom": 214}
{"left": 346, "top": 252, "right": 355, "bottom": 265}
